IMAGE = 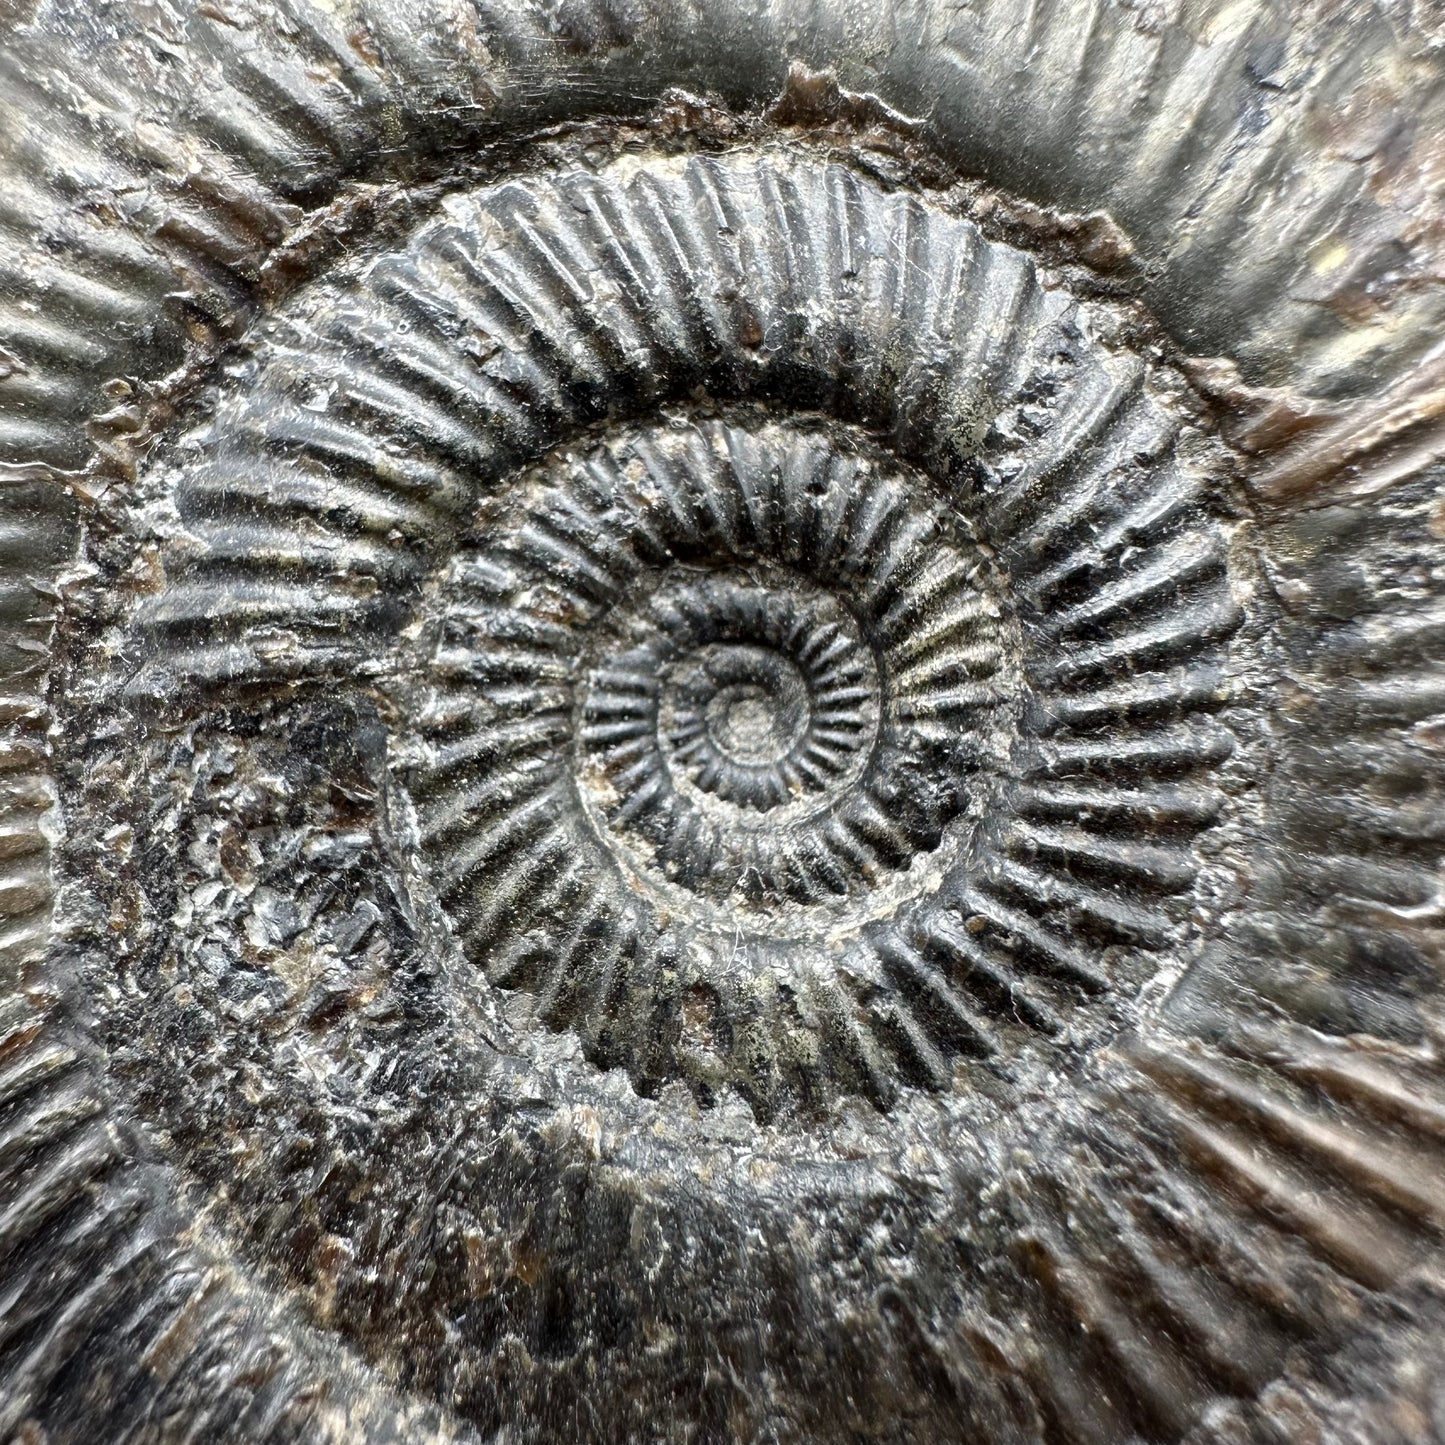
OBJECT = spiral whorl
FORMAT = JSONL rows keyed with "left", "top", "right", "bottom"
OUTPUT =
{"left": 121, "top": 149, "right": 1242, "bottom": 1121}
{"left": 16, "top": 36, "right": 1443, "bottom": 1437}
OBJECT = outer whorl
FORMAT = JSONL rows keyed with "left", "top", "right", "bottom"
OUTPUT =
{"left": 2, "top": 4, "right": 1444, "bottom": 1444}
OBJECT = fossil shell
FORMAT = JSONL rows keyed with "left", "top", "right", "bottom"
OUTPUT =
{"left": 2, "top": 3, "right": 1444, "bottom": 1443}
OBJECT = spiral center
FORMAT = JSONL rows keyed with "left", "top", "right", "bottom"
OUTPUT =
{"left": 647, "top": 588, "right": 876, "bottom": 817}
{"left": 404, "top": 416, "right": 1032, "bottom": 1103}
{"left": 705, "top": 676, "right": 800, "bottom": 765}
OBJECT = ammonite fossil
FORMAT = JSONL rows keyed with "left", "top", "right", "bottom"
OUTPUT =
{"left": 1, "top": 3, "right": 1444, "bottom": 1442}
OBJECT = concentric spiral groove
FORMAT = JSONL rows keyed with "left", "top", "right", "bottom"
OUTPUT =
{"left": 119, "top": 148, "right": 1246, "bottom": 1120}
{"left": 2, "top": 13, "right": 1439, "bottom": 1437}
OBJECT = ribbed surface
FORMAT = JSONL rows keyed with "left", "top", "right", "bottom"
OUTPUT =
{"left": 1021, "top": 1024, "right": 1445, "bottom": 1445}
{"left": 0, "top": 0, "right": 1441, "bottom": 479}
{"left": 0, "top": 992, "right": 478, "bottom": 1443}
{"left": 414, "top": 419, "right": 1019, "bottom": 1110}
{"left": 985, "top": 1023, "right": 1445, "bottom": 1445}
{"left": 125, "top": 151, "right": 1242, "bottom": 1120}
{"left": 3, "top": 2, "right": 1444, "bottom": 1441}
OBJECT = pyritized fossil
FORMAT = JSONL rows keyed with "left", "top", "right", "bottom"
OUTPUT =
{"left": 2, "top": 3, "right": 1445, "bottom": 1444}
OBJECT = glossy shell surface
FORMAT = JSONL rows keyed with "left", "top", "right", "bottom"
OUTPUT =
{"left": 1, "top": 3, "right": 1444, "bottom": 1442}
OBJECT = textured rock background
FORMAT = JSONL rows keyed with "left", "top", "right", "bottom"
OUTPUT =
{"left": 1, "top": 2, "right": 1444, "bottom": 1442}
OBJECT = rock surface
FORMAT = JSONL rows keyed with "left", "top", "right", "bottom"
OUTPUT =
{"left": 1, "top": 3, "right": 1444, "bottom": 1442}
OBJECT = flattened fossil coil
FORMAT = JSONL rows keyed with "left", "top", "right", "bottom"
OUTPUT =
{"left": 125, "top": 150, "right": 1244, "bottom": 1121}
{"left": 2, "top": 5, "right": 1444, "bottom": 1444}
